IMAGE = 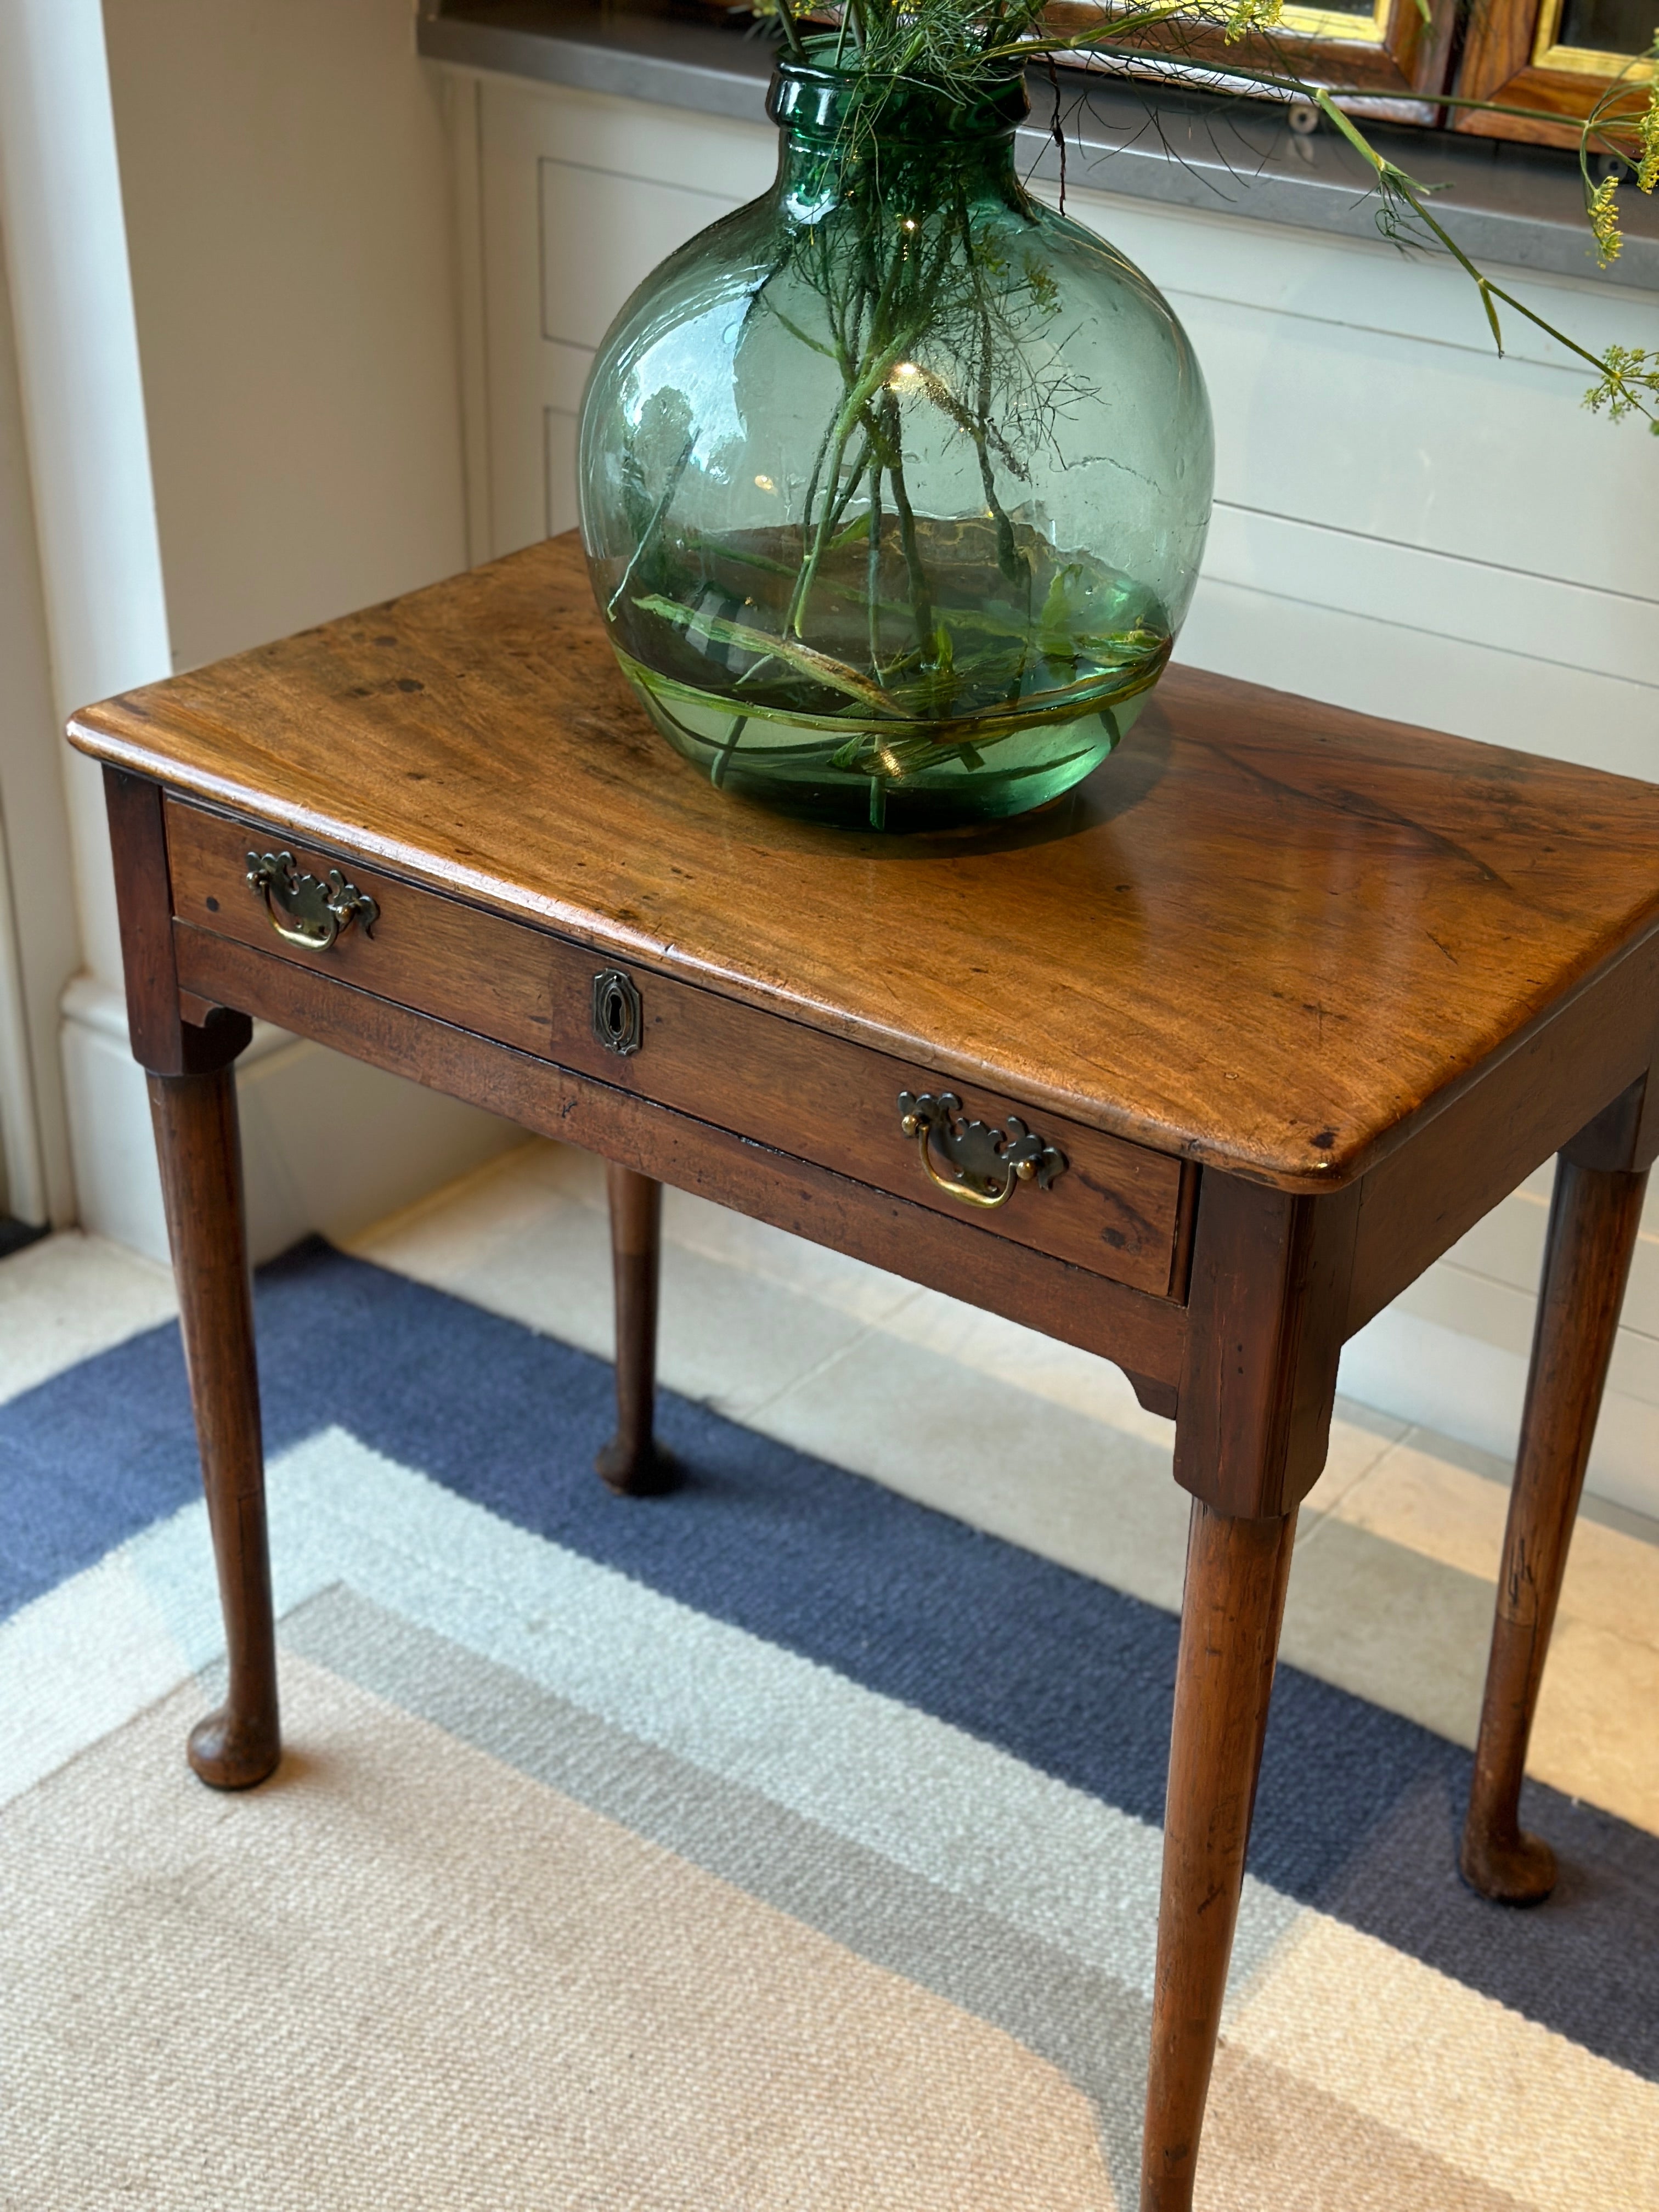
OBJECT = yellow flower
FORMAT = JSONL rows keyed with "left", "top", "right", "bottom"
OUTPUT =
{"left": 1637, "top": 80, "right": 1658, "bottom": 194}
{"left": 1582, "top": 343, "right": 1659, "bottom": 431}
{"left": 1223, "top": 0, "right": 1284, "bottom": 41}
{"left": 1588, "top": 173, "right": 1622, "bottom": 265}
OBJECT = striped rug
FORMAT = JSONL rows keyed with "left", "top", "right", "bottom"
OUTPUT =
{"left": 2, "top": 1239, "right": 1655, "bottom": 2209}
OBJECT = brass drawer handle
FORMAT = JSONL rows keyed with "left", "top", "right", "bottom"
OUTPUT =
{"left": 898, "top": 1091, "right": 1066, "bottom": 1210}
{"left": 246, "top": 850, "right": 379, "bottom": 951}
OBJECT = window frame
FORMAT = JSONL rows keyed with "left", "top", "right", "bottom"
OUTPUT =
{"left": 1040, "top": 0, "right": 1458, "bottom": 122}
{"left": 1450, "top": 0, "right": 1656, "bottom": 145}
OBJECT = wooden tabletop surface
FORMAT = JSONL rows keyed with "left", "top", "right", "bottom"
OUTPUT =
{"left": 70, "top": 532, "right": 1659, "bottom": 1189}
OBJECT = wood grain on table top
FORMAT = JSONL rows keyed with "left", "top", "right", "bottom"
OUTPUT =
{"left": 69, "top": 532, "right": 1659, "bottom": 1189}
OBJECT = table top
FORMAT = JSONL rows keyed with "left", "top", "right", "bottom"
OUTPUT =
{"left": 71, "top": 532, "right": 1659, "bottom": 1190}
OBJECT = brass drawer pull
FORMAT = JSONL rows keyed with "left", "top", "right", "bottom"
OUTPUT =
{"left": 898, "top": 1091, "right": 1066, "bottom": 1210}
{"left": 246, "top": 850, "right": 378, "bottom": 952}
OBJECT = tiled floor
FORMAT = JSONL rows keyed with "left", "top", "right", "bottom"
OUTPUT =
{"left": 7, "top": 1138, "right": 1657, "bottom": 1833}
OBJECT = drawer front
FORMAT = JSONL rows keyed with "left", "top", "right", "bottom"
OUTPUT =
{"left": 169, "top": 800, "right": 1187, "bottom": 1295}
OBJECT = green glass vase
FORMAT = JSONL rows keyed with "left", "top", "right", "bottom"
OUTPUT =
{"left": 578, "top": 49, "right": 1214, "bottom": 832}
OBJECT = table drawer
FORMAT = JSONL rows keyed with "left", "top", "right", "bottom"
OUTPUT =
{"left": 167, "top": 799, "right": 1189, "bottom": 1296}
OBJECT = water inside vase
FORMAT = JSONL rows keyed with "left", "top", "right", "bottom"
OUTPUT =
{"left": 598, "top": 517, "right": 1170, "bottom": 832}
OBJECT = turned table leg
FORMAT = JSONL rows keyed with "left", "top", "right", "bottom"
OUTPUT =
{"left": 1142, "top": 1501, "right": 1296, "bottom": 2209}
{"left": 150, "top": 1065, "right": 280, "bottom": 1788}
{"left": 1461, "top": 1155, "right": 1649, "bottom": 1900}
{"left": 597, "top": 1161, "right": 678, "bottom": 1496}
{"left": 1140, "top": 1171, "right": 1357, "bottom": 2209}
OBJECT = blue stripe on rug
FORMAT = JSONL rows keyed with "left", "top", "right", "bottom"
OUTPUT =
{"left": 3, "top": 1235, "right": 1655, "bottom": 2078}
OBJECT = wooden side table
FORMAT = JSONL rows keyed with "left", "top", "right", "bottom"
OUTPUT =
{"left": 71, "top": 535, "right": 1659, "bottom": 2211}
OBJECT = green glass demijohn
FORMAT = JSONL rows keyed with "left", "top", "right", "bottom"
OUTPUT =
{"left": 578, "top": 47, "right": 1214, "bottom": 832}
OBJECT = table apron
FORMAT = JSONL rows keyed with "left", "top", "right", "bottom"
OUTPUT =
{"left": 1346, "top": 927, "right": 1659, "bottom": 1335}
{"left": 174, "top": 920, "right": 1188, "bottom": 1393}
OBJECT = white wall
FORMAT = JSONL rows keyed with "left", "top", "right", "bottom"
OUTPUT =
{"left": 0, "top": 222, "right": 77, "bottom": 1228}
{"left": 0, "top": 0, "right": 174, "bottom": 1242}
{"left": 452, "top": 70, "right": 1659, "bottom": 1515}
{"left": 31, "top": 0, "right": 519, "bottom": 1263}
{"left": 103, "top": 0, "right": 475, "bottom": 672}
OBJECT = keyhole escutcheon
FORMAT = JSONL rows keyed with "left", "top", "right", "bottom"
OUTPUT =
{"left": 591, "top": 968, "right": 644, "bottom": 1056}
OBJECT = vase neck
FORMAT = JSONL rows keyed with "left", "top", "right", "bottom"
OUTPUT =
{"left": 768, "top": 54, "right": 1029, "bottom": 216}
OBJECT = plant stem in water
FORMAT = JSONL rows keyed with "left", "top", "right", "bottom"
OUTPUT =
{"left": 709, "top": 713, "right": 749, "bottom": 789}
{"left": 866, "top": 470, "right": 884, "bottom": 675}
{"left": 606, "top": 428, "right": 695, "bottom": 620}
{"left": 960, "top": 193, "right": 1031, "bottom": 599}
{"left": 878, "top": 391, "right": 935, "bottom": 662}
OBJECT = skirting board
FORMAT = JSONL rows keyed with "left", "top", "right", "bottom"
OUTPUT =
{"left": 1340, "top": 1309, "right": 1658, "bottom": 1527}
{"left": 59, "top": 975, "right": 520, "bottom": 1268}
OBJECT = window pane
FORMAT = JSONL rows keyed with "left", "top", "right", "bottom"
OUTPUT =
{"left": 1554, "top": 0, "right": 1654, "bottom": 56}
